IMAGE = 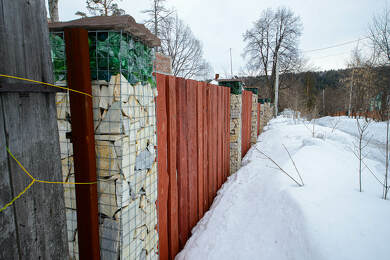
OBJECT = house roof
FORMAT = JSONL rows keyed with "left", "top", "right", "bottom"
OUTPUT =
{"left": 49, "top": 15, "right": 160, "bottom": 48}
{"left": 217, "top": 79, "right": 243, "bottom": 83}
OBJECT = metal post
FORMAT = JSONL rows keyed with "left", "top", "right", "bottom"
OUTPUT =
{"left": 64, "top": 27, "right": 101, "bottom": 260}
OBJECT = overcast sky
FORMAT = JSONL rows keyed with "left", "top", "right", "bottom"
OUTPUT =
{"left": 48, "top": 0, "right": 389, "bottom": 76}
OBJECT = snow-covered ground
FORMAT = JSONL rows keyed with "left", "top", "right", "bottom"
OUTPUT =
{"left": 176, "top": 113, "right": 390, "bottom": 260}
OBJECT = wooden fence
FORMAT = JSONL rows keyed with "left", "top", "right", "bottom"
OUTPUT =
{"left": 241, "top": 90, "right": 252, "bottom": 158}
{"left": 257, "top": 103, "right": 261, "bottom": 136}
{"left": 155, "top": 73, "right": 231, "bottom": 259}
{"left": 331, "top": 110, "right": 382, "bottom": 121}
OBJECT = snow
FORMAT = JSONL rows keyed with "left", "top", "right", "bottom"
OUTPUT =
{"left": 176, "top": 112, "right": 390, "bottom": 260}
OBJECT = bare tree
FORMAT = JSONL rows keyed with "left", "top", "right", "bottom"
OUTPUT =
{"left": 330, "top": 117, "right": 341, "bottom": 133}
{"left": 242, "top": 7, "right": 303, "bottom": 102}
{"left": 48, "top": 0, "right": 59, "bottom": 22}
{"left": 352, "top": 118, "right": 372, "bottom": 192}
{"left": 369, "top": 6, "right": 390, "bottom": 119}
{"left": 369, "top": 5, "right": 390, "bottom": 64}
{"left": 159, "top": 15, "right": 210, "bottom": 79}
{"left": 143, "top": 0, "right": 173, "bottom": 37}
{"left": 345, "top": 45, "right": 377, "bottom": 117}
{"left": 85, "top": 0, "right": 125, "bottom": 16}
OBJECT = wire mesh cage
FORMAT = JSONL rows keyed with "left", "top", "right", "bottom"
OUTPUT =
{"left": 50, "top": 29, "right": 159, "bottom": 260}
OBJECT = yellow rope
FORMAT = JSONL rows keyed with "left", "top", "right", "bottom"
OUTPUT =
{"left": 0, "top": 74, "right": 92, "bottom": 98}
{"left": 0, "top": 74, "right": 97, "bottom": 212}
{"left": 0, "top": 147, "right": 97, "bottom": 213}
{"left": 0, "top": 180, "right": 36, "bottom": 212}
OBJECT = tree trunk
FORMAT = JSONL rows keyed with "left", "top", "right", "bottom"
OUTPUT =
{"left": 48, "top": 0, "right": 59, "bottom": 22}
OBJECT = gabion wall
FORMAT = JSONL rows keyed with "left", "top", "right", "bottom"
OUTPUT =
{"left": 229, "top": 94, "right": 242, "bottom": 174}
{"left": 50, "top": 31, "right": 159, "bottom": 260}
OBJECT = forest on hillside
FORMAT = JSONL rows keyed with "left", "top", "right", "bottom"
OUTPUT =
{"left": 242, "top": 65, "right": 390, "bottom": 119}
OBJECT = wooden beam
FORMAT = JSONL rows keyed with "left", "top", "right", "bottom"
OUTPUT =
{"left": 64, "top": 27, "right": 100, "bottom": 260}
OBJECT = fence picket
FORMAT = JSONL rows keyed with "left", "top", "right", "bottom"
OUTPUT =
{"left": 175, "top": 77, "right": 189, "bottom": 249}
{"left": 156, "top": 74, "right": 169, "bottom": 260}
{"left": 186, "top": 80, "right": 199, "bottom": 228}
{"left": 166, "top": 76, "right": 179, "bottom": 258}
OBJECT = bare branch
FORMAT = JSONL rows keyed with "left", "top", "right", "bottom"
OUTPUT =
{"left": 282, "top": 144, "right": 304, "bottom": 185}
{"left": 255, "top": 147, "right": 303, "bottom": 187}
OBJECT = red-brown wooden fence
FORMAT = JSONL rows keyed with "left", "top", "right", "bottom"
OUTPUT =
{"left": 156, "top": 73, "right": 231, "bottom": 259}
{"left": 257, "top": 103, "right": 261, "bottom": 136}
{"left": 241, "top": 90, "right": 252, "bottom": 158}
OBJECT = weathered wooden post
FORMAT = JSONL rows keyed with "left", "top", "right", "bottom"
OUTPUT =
{"left": 0, "top": 0, "right": 68, "bottom": 258}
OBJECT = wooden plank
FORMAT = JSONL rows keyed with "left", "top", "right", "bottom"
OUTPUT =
{"left": 202, "top": 83, "right": 208, "bottom": 212}
{"left": 241, "top": 91, "right": 252, "bottom": 158}
{"left": 186, "top": 80, "right": 198, "bottom": 229}
{"left": 223, "top": 88, "right": 228, "bottom": 182}
{"left": 224, "top": 88, "right": 228, "bottom": 182}
{"left": 0, "top": 0, "right": 68, "bottom": 258}
{"left": 0, "top": 97, "right": 22, "bottom": 259}
{"left": 217, "top": 87, "right": 222, "bottom": 189}
{"left": 175, "top": 77, "right": 189, "bottom": 249}
{"left": 1, "top": 94, "right": 68, "bottom": 259}
{"left": 212, "top": 86, "right": 218, "bottom": 197}
{"left": 226, "top": 89, "right": 231, "bottom": 177}
{"left": 166, "top": 75, "right": 179, "bottom": 258}
{"left": 206, "top": 85, "right": 213, "bottom": 208}
{"left": 196, "top": 82, "right": 204, "bottom": 219}
{"left": 156, "top": 73, "right": 169, "bottom": 260}
{"left": 220, "top": 87, "right": 226, "bottom": 184}
{"left": 65, "top": 28, "right": 100, "bottom": 260}
{"left": 258, "top": 103, "right": 261, "bottom": 135}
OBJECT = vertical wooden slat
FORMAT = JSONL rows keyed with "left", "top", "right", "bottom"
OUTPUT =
{"left": 186, "top": 80, "right": 199, "bottom": 228}
{"left": 241, "top": 90, "right": 252, "bottom": 158}
{"left": 216, "top": 87, "right": 220, "bottom": 189}
{"left": 156, "top": 73, "right": 169, "bottom": 260}
{"left": 196, "top": 82, "right": 204, "bottom": 219}
{"left": 258, "top": 103, "right": 261, "bottom": 136}
{"left": 1, "top": 4, "right": 68, "bottom": 258}
{"left": 225, "top": 88, "right": 229, "bottom": 181}
{"left": 218, "top": 87, "right": 225, "bottom": 188}
{"left": 64, "top": 28, "right": 100, "bottom": 260}
{"left": 175, "top": 77, "right": 189, "bottom": 249}
{"left": 166, "top": 76, "right": 179, "bottom": 258}
{"left": 206, "top": 85, "right": 213, "bottom": 208}
{"left": 221, "top": 88, "right": 225, "bottom": 184}
{"left": 202, "top": 83, "right": 209, "bottom": 212}
{"left": 226, "top": 89, "right": 231, "bottom": 177}
{"left": 212, "top": 86, "right": 218, "bottom": 196}
{"left": 217, "top": 87, "right": 223, "bottom": 189}
{"left": 242, "top": 91, "right": 246, "bottom": 157}
{"left": 209, "top": 85, "right": 214, "bottom": 198}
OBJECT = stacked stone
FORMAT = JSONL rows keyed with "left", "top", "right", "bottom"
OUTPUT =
{"left": 259, "top": 102, "right": 274, "bottom": 134}
{"left": 229, "top": 94, "right": 242, "bottom": 175}
{"left": 250, "top": 95, "right": 258, "bottom": 145}
{"left": 56, "top": 74, "right": 158, "bottom": 260}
